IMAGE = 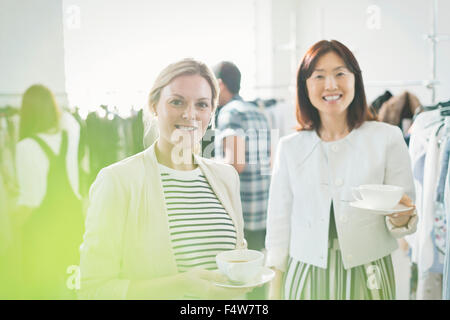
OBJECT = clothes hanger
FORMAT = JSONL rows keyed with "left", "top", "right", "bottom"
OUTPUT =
{"left": 433, "top": 104, "right": 450, "bottom": 138}
{"left": 421, "top": 101, "right": 450, "bottom": 131}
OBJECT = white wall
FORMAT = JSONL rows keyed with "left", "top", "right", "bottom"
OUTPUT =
{"left": 0, "top": 0, "right": 67, "bottom": 107}
{"left": 2, "top": 1, "right": 449, "bottom": 108}
{"left": 62, "top": 0, "right": 257, "bottom": 112}
{"left": 289, "top": 0, "right": 450, "bottom": 105}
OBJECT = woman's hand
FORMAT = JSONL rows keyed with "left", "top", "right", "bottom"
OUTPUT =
{"left": 127, "top": 267, "right": 255, "bottom": 299}
{"left": 388, "top": 194, "right": 416, "bottom": 227}
{"left": 267, "top": 268, "right": 283, "bottom": 300}
{"left": 180, "top": 267, "right": 252, "bottom": 300}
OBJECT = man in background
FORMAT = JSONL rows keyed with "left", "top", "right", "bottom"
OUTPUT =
{"left": 212, "top": 62, "right": 272, "bottom": 299}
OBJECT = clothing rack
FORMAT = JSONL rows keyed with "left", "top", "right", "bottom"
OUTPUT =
{"left": 0, "top": 106, "right": 19, "bottom": 117}
{"left": 415, "top": 99, "right": 450, "bottom": 118}
{"left": 407, "top": 96, "right": 450, "bottom": 300}
{"left": 365, "top": 80, "right": 439, "bottom": 89}
{"left": 0, "top": 92, "right": 68, "bottom": 108}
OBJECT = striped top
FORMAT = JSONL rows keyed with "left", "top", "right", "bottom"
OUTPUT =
{"left": 159, "top": 163, "right": 237, "bottom": 273}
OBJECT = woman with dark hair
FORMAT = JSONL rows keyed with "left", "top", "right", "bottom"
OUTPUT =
{"left": 15, "top": 84, "right": 84, "bottom": 299}
{"left": 265, "top": 40, "right": 417, "bottom": 300}
{"left": 19, "top": 84, "right": 61, "bottom": 140}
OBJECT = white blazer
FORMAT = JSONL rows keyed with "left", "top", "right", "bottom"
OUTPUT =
{"left": 78, "top": 143, "right": 246, "bottom": 299}
{"left": 265, "top": 121, "right": 417, "bottom": 271}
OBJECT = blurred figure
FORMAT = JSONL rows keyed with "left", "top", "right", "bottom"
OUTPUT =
{"left": 201, "top": 61, "right": 243, "bottom": 158}
{"left": 212, "top": 61, "right": 272, "bottom": 300}
{"left": 14, "top": 84, "right": 84, "bottom": 299}
{"left": 213, "top": 61, "right": 271, "bottom": 252}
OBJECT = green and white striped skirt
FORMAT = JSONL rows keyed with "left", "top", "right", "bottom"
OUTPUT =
{"left": 283, "top": 238, "right": 396, "bottom": 300}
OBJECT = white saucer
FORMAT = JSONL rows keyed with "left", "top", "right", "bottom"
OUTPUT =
{"left": 213, "top": 267, "right": 275, "bottom": 288}
{"left": 349, "top": 200, "right": 412, "bottom": 215}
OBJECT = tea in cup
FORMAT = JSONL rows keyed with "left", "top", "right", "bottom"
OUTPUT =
{"left": 352, "top": 184, "right": 404, "bottom": 210}
{"left": 216, "top": 249, "right": 264, "bottom": 284}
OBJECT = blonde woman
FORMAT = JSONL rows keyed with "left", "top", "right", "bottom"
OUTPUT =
{"left": 79, "top": 59, "right": 250, "bottom": 299}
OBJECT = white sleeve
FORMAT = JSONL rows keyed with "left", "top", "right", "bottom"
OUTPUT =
{"left": 78, "top": 167, "right": 130, "bottom": 299}
{"left": 265, "top": 140, "right": 293, "bottom": 272}
{"left": 15, "top": 139, "right": 48, "bottom": 208}
{"left": 383, "top": 126, "right": 417, "bottom": 237}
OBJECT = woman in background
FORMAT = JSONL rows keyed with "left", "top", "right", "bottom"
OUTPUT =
{"left": 15, "top": 84, "right": 84, "bottom": 299}
{"left": 266, "top": 40, "right": 418, "bottom": 300}
{"left": 79, "top": 59, "right": 251, "bottom": 299}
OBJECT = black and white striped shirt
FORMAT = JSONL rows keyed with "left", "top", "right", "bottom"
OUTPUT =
{"left": 159, "top": 163, "right": 237, "bottom": 273}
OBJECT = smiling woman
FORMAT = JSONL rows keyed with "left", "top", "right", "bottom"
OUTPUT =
{"left": 78, "top": 58, "right": 256, "bottom": 300}
{"left": 265, "top": 40, "right": 418, "bottom": 300}
{"left": 146, "top": 59, "right": 220, "bottom": 168}
{"left": 296, "top": 40, "right": 374, "bottom": 135}
{"left": 153, "top": 74, "right": 214, "bottom": 166}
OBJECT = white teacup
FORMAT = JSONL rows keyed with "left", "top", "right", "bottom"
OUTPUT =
{"left": 216, "top": 249, "right": 264, "bottom": 284}
{"left": 352, "top": 184, "right": 404, "bottom": 210}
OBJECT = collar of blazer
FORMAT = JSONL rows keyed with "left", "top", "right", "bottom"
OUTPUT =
{"left": 292, "top": 126, "right": 360, "bottom": 168}
{"left": 142, "top": 142, "right": 241, "bottom": 246}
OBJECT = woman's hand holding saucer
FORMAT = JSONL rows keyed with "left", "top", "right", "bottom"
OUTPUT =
{"left": 180, "top": 267, "right": 252, "bottom": 299}
{"left": 388, "top": 194, "right": 416, "bottom": 227}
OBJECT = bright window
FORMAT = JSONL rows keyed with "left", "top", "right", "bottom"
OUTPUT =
{"left": 63, "top": 0, "right": 257, "bottom": 116}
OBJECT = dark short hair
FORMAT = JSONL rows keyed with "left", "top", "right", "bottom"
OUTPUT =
{"left": 19, "top": 84, "right": 61, "bottom": 140}
{"left": 295, "top": 40, "right": 375, "bottom": 131}
{"left": 213, "top": 61, "right": 241, "bottom": 94}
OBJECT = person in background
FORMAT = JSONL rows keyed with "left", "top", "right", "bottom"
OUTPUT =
{"left": 201, "top": 61, "right": 243, "bottom": 158}
{"left": 213, "top": 61, "right": 272, "bottom": 299}
{"left": 14, "top": 84, "right": 84, "bottom": 299}
{"left": 213, "top": 61, "right": 271, "bottom": 252}
{"left": 79, "top": 59, "right": 253, "bottom": 299}
{"left": 265, "top": 40, "right": 418, "bottom": 300}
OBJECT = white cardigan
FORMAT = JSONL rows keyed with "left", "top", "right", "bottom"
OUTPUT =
{"left": 78, "top": 143, "right": 246, "bottom": 299}
{"left": 265, "top": 121, "right": 417, "bottom": 271}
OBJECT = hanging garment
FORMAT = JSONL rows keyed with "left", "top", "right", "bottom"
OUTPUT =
{"left": 433, "top": 138, "right": 450, "bottom": 257}
{"left": 443, "top": 164, "right": 450, "bottom": 300}
{"left": 86, "top": 111, "right": 120, "bottom": 185}
{"left": 0, "top": 116, "right": 18, "bottom": 253}
{"left": 0, "top": 112, "right": 21, "bottom": 299}
{"left": 21, "top": 131, "right": 84, "bottom": 299}
{"left": 125, "top": 110, "right": 144, "bottom": 157}
{"left": 419, "top": 127, "right": 442, "bottom": 274}
{"left": 406, "top": 109, "right": 440, "bottom": 265}
{"left": 370, "top": 90, "right": 393, "bottom": 116}
{"left": 409, "top": 121, "right": 445, "bottom": 299}
{"left": 71, "top": 110, "right": 90, "bottom": 198}
{"left": 377, "top": 91, "right": 421, "bottom": 128}
{"left": 436, "top": 139, "right": 450, "bottom": 203}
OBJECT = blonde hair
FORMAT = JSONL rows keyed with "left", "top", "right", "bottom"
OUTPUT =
{"left": 143, "top": 58, "right": 219, "bottom": 148}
